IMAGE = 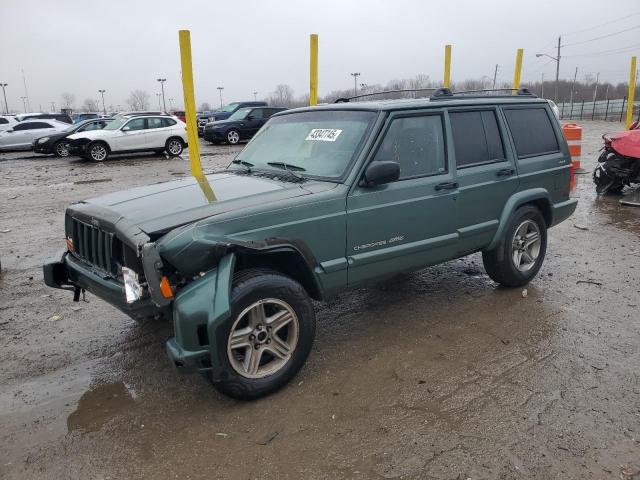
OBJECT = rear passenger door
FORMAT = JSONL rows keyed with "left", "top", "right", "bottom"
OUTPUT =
{"left": 346, "top": 111, "right": 459, "bottom": 286}
{"left": 145, "top": 117, "right": 167, "bottom": 148}
{"left": 448, "top": 108, "right": 518, "bottom": 253}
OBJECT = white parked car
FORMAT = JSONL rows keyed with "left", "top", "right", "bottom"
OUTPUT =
{"left": 0, "top": 115, "right": 18, "bottom": 133}
{"left": 66, "top": 115, "right": 187, "bottom": 161}
{"left": 0, "top": 119, "right": 69, "bottom": 150}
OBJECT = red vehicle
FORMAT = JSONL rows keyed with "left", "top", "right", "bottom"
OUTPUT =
{"left": 593, "top": 120, "right": 640, "bottom": 194}
{"left": 170, "top": 110, "right": 186, "bottom": 122}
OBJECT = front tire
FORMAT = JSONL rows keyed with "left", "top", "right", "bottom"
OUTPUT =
{"left": 212, "top": 269, "right": 316, "bottom": 400}
{"left": 165, "top": 137, "right": 184, "bottom": 156}
{"left": 53, "top": 140, "right": 70, "bottom": 157}
{"left": 482, "top": 205, "right": 547, "bottom": 288}
{"left": 226, "top": 129, "right": 240, "bottom": 145}
{"left": 86, "top": 142, "right": 109, "bottom": 162}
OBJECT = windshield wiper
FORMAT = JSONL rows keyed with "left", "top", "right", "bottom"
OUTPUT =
{"left": 266, "top": 161, "right": 306, "bottom": 181}
{"left": 230, "top": 159, "right": 254, "bottom": 172}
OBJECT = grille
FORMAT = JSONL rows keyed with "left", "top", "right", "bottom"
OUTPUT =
{"left": 71, "top": 218, "right": 117, "bottom": 275}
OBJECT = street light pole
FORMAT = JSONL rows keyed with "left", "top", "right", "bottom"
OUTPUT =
{"left": 156, "top": 93, "right": 162, "bottom": 110}
{"left": 0, "top": 83, "right": 8, "bottom": 114}
{"left": 492, "top": 64, "right": 499, "bottom": 89}
{"left": 98, "top": 89, "right": 106, "bottom": 115}
{"left": 169, "top": 98, "right": 174, "bottom": 109}
{"left": 350, "top": 72, "right": 361, "bottom": 97}
{"left": 253, "top": 91, "right": 258, "bottom": 101}
{"left": 51, "top": 101, "right": 55, "bottom": 112}
{"left": 157, "top": 78, "right": 167, "bottom": 112}
{"left": 217, "top": 86, "right": 224, "bottom": 108}
{"left": 20, "top": 96, "right": 27, "bottom": 113}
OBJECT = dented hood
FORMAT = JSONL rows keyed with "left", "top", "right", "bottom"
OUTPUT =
{"left": 84, "top": 172, "right": 321, "bottom": 234}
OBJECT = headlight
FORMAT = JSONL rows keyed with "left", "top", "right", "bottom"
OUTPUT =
{"left": 38, "top": 137, "right": 50, "bottom": 143}
{"left": 122, "top": 267, "right": 143, "bottom": 303}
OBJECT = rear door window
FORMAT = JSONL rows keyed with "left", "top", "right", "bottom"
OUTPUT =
{"left": 503, "top": 107, "right": 560, "bottom": 157}
{"left": 147, "top": 118, "right": 163, "bottom": 129}
{"left": 373, "top": 114, "right": 447, "bottom": 179}
{"left": 450, "top": 110, "right": 505, "bottom": 167}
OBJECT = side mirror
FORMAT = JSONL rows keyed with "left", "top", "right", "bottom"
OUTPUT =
{"left": 121, "top": 126, "right": 130, "bottom": 132}
{"left": 360, "top": 161, "right": 400, "bottom": 187}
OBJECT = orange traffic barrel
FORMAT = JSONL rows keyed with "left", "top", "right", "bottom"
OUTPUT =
{"left": 562, "top": 123, "right": 585, "bottom": 174}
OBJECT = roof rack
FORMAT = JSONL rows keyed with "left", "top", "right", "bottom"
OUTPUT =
{"left": 334, "top": 87, "right": 537, "bottom": 103}
{"left": 430, "top": 87, "right": 537, "bottom": 99}
{"left": 334, "top": 87, "right": 438, "bottom": 103}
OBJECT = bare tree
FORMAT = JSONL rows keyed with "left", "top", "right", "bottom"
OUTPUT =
{"left": 269, "top": 84, "right": 295, "bottom": 107}
{"left": 81, "top": 98, "right": 99, "bottom": 112}
{"left": 127, "top": 90, "right": 150, "bottom": 110}
{"left": 61, "top": 93, "right": 75, "bottom": 109}
{"left": 199, "top": 102, "right": 212, "bottom": 111}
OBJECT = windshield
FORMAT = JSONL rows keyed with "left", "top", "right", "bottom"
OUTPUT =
{"left": 235, "top": 110, "right": 376, "bottom": 179}
{"left": 228, "top": 108, "right": 252, "bottom": 121}
{"left": 220, "top": 103, "right": 240, "bottom": 113}
{"left": 103, "top": 118, "right": 127, "bottom": 130}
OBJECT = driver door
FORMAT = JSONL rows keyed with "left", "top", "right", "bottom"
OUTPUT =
{"left": 112, "top": 118, "right": 148, "bottom": 151}
{"left": 346, "top": 111, "right": 459, "bottom": 286}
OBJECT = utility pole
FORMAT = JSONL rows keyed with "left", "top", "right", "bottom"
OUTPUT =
{"left": 0, "top": 83, "right": 8, "bottom": 114}
{"left": 492, "top": 64, "right": 499, "bottom": 89}
{"left": 569, "top": 67, "right": 578, "bottom": 109}
{"left": 20, "top": 96, "right": 27, "bottom": 112}
{"left": 541, "top": 73, "right": 545, "bottom": 98}
{"left": 157, "top": 78, "right": 167, "bottom": 111}
{"left": 592, "top": 72, "right": 600, "bottom": 103}
{"left": 253, "top": 91, "right": 258, "bottom": 101}
{"left": 98, "top": 89, "right": 106, "bottom": 115}
{"left": 555, "top": 36, "right": 561, "bottom": 103}
{"left": 350, "top": 72, "right": 361, "bottom": 97}
{"left": 21, "top": 69, "right": 31, "bottom": 111}
{"left": 217, "top": 86, "right": 224, "bottom": 108}
{"left": 156, "top": 93, "right": 162, "bottom": 109}
{"left": 51, "top": 101, "right": 55, "bottom": 112}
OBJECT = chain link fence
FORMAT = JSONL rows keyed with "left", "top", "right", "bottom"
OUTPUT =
{"left": 558, "top": 98, "right": 639, "bottom": 122}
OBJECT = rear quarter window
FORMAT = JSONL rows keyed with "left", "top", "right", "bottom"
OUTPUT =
{"left": 503, "top": 107, "right": 560, "bottom": 158}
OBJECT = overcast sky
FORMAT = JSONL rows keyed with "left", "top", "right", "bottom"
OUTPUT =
{"left": 1, "top": 0, "right": 639, "bottom": 112}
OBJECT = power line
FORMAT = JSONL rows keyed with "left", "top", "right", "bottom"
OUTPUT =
{"left": 562, "top": 11, "right": 640, "bottom": 37}
{"left": 562, "top": 25, "right": 640, "bottom": 48}
{"left": 563, "top": 43, "right": 640, "bottom": 58}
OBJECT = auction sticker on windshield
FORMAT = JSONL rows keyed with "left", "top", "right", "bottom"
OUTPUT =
{"left": 306, "top": 129, "right": 342, "bottom": 142}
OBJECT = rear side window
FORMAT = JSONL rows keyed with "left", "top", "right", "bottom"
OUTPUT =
{"left": 14, "top": 122, "right": 50, "bottom": 130}
{"left": 161, "top": 118, "right": 177, "bottom": 127}
{"left": 147, "top": 118, "right": 163, "bottom": 129}
{"left": 504, "top": 107, "right": 559, "bottom": 157}
{"left": 373, "top": 115, "right": 446, "bottom": 179}
{"left": 450, "top": 110, "right": 505, "bottom": 167}
{"left": 249, "top": 109, "right": 265, "bottom": 119}
{"left": 0, "top": 118, "right": 8, "bottom": 125}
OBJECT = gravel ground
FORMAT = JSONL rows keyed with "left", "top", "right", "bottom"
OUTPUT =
{"left": 0, "top": 122, "right": 639, "bottom": 479}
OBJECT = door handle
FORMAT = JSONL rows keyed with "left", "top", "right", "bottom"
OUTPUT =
{"left": 434, "top": 181, "right": 458, "bottom": 191}
{"left": 496, "top": 168, "right": 515, "bottom": 177}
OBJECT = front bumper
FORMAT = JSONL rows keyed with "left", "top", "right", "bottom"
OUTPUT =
{"left": 33, "top": 141, "right": 54, "bottom": 154}
{"left": 43, "top": 250, "right": 159, "bottom": 320}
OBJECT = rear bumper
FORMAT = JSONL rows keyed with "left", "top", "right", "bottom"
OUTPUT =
{"left": 551, "top": 198, "right": 578, "bottom": 227}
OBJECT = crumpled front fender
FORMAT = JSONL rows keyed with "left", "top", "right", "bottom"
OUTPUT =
{"left": 166, "top": 253, "right": 236, "bottom": 376}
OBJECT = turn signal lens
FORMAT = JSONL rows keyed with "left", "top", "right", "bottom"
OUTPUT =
{"left": 159, "top": 276, "right": 174, "bottom": 299}
{"left": 66, "top": 237, "right": 74, "bottom": 252}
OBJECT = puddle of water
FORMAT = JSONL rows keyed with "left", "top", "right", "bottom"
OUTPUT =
{"left": 67, "top": 381, "right": 137, "bottom": 433}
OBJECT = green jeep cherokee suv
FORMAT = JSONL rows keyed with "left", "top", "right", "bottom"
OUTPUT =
{"left": 43, "top": 89, "right": 577, "bottom": 400}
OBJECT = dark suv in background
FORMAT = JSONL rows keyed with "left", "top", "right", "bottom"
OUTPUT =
{"left": 203, "top": 106, "right": 286, "bottom": 144}
{"left": 198, "top": 101, "right": 267, "bottom": 136}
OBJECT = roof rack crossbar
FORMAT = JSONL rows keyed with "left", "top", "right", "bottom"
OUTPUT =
{"left": 431, "top": 87, "right": 537, "bottom": 100}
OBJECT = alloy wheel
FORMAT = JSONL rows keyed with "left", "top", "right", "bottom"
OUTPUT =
{"left": 511, "top": 219, "right": 541, "bottom": 272}
{"left": 227, "top": 130, "right": 240, "bottom": 144}
{"left": 227, "top": 298, "right": 299, "bottom": 379}
{"left": 55, "top": 142, "right": 70, "bottom": 157}
{"left": 168, "top": 139, "right": 182, "bottom": 155}
{"left": 90, "top": 144, "right": 107, "bottom": 161}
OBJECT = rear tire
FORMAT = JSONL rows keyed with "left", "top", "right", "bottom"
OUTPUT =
{"left": 211, "top": 269, "right": 316, "bottom": 400}
{"left": 86, "top": 142, "right": 109, "bottom": 162}
{"left": 482, "top": 205, "right": 547, "bottom": 288}
{"left": 165, "top": 137, "right": 184, "bottom": 156}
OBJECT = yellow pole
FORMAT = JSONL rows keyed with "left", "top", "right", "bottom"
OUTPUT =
{"left": 443, "top": 44, "right": 452, "bottom": 88}
{"left": 309, "top": 34, "right": 318, "bottom": 106}
{"left": 512, "top": 48, "right": 523, "bottom": 94}
{"left": 178, "top": 30, "right": 203, "bottom": 178}
{"left": 625, "top": 56, "right": 637, "bottom": 129}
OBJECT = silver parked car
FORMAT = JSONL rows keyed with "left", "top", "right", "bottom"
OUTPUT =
{"left": 0, "top": 119, "right": 69, "bottom": 150}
